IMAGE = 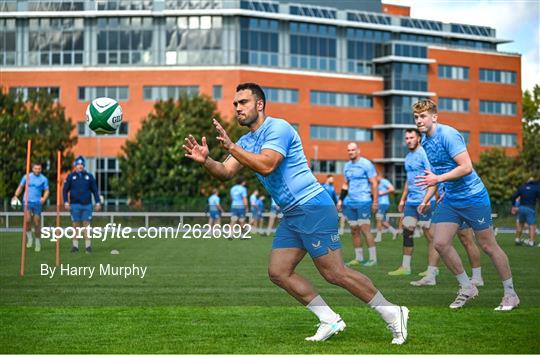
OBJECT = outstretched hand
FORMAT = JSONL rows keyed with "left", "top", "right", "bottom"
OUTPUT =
{"left": 213, "top": 119, "right": 234, "bottom": 151}
{"left": 415, "top": 170, "right": 440, "bottom": 189}
{"left": 183, "top": 134, "right": 209, "bottom": 164}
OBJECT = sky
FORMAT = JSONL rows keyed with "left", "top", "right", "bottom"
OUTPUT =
{"left": 383, "top": 0, "right": 540, "bottom": 92}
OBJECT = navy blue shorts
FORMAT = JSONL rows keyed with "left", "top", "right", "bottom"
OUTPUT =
{"left": 70, "top": 203, "right": 93, "bottom": 222}
{"left": 517, "top": 206, "right": 537, "bottom": 225}
{"left": 273, "top": 191, "right": 341, "bottom": 259}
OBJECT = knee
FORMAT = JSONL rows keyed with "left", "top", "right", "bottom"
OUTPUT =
{"left": 477, "top": 240, "right": 496, "bottom": 256}
{"left": 434, "top": 240, "right": 449, "bottom": 254}
{"left": 321, "top": 268, "right": 348, "bottom": 286}
{"left": 268, "top": 268, "right": 288, "bottom": 286}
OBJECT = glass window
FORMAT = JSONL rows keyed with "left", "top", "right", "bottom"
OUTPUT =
{"left": 439, "top": 97, "right": 469, "bottom": 113}
{"left": 143, "top": 86, "right": 199, "bottom": 101}
{"left": 480, "top": 133, "right": 516, "bottom": 147}
{"left": 480, "top": 68, "right": 517, "bottom": 84}
{"left": 311, "top": 91, "right": 372, "bottom": 108}
{"left": 438, "top": 65, "right": 469, "bottom": 80}
{"left": 480, "top": 100, "right": 517, "bottom": 116}
{"left": 97, "top": 17, "right": 154, "bottom": 65}
{"left": 28, "top": 17, "right": 84, "bottom": 66}
{"left": 310, "top": 125, "right": 372, "bottom": 141}
{"left": 263, "top": 87, "right": 299, "bottom": 104}
{"left": 213, "top": 85, "right": 222, "bottom": 100}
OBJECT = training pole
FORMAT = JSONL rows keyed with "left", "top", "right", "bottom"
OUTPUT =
{"left": 20, "top": 139, "right": 32, "bottom": 277}
{"left": 55, "top": 150, "right": 61, "bottom": 267}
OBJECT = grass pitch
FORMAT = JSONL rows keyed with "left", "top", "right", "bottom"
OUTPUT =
{"left": 0, "top": 229, "right": 539, "bottom": 353}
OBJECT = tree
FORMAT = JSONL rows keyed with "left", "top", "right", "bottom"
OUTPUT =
{"left": 114, "top": 94, "right": 261, "bottom": 210}
{"left": 0, "top": 90, "right": 77, "bottom": 204}
{"left": 521, "top": 84, "right": 540, "bottom": 178}
{"left": 474, "top": 148, "right": 527, "bottom": 207}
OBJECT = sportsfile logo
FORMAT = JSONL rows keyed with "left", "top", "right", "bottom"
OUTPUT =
{"left": 40, "top": 221, "right": 252, "bottom": 242}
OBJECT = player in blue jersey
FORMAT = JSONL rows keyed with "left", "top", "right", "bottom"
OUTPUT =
{"left": 511, "top": 177, "right": 540, "bottom": 246}
{"left": 375, "top": 174, "right": 397, "bottom": 242}
{"left": 208, "top": 188, "right": 224, "bottom": 227}
{"left": 265, "top": 197, "right": 281, "bottom": 236}
{"left": 249, "top": 189, "right": 262, "bottom": 231}
{"left": 337, "top": 143, "right": 379, "bottom": 267}
{"left": 388, "top": 129, "right": 436, "bottom": 277}
{"left": 388, "top": 130, "right": 483, "bottom": 285}
{"left": 321, "top": 175, "right": 338, "bottom": 204}
{"left": 12, "top": 162, "right": 49, "bottom": 252}
{"left": 183, "top": 83, "right": 408, "bottom": 344}
{"left": 229, "top": 179, "right": 248, "bottom": 228}
{"left": 413, "top": 99, "right": 519, "bottom": 311}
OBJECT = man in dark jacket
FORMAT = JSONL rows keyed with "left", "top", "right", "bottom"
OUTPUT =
{"left": 511, "top": 177, "right": 540, "bottom": 247}
{"left": 63, "top": 156, "right": 101, "bottom": 253}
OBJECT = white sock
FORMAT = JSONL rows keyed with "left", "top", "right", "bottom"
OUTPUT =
{"left": 368, "top": 291, "right": 397, "bottom": 323}
{"left": 35, "top": 238, "right": 41, "bottom": 247}
{"left": 502, "top": 278, "right": 517, "bottom": 296}
{"left": 368, "top": 247, "right": 377, "bottom": 262}
{"left": 355, "top": 248, "right": 364, "bottom": 262}
{"left": 402, "top": 255, "right": 411, "bottom": 270}
{"left": 73, "top": 239, "right": 79, "bottom": 248}
{"left": 456, "top": 272, "right": 473, "bottom": 288}
{"left": 472, "top": 267, "right": 482, "bottom": 280}
{"left": 388, "top": 226, "right": 397, "bottom": 234}
{"left": 306, "top": 295, "right": 338, "bottom": 323}
{"left": 376, "top": 231, "right": 382, "bottom": 238}
{"left": 85, "top": 239, "right": 91, "bottom": 248}
{"left": 27, "top": 231, "right": 33, "bottom": 242}
{"left": 427, "top": 266, "right": 438, "bottom": 279}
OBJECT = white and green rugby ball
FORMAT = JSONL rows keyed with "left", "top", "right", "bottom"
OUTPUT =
{"left": 86, "top": 97, "right": 123, "bottom": 134}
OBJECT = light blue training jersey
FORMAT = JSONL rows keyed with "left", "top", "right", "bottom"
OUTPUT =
{"left": 343, "top": 157, "right": 377, "bottom": 204}
{"left": 208, "top": 194, "right": 220, "bottom": 211}
{"left": 421, "top": 124, "right": 487, "bottom": 205}
{"left": 230, "top": 184, "right": 247, "bottom": 207}
{"left": 405, "top": 146, "right": 435, "bottom": 205}
{"left": 236, "top": 116, "right": 324, "bottom": 212}
{"left": 378, "top": 178, "right": 392, "bottom": 205}
{"left": 19, "top": 173, "right": 49, "bottom": 203}
{"left": 250, "top": 193, "right": 258, "bottom": 208}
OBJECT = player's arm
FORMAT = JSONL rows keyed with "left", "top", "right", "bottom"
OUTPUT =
{"left": 369, "top": 176, "right": 379, "bottom": 212}
{"left": 243, "top": 196, "right": 249, "bottom": 212}
{"left": 418, "top": 185, "right": 437, "bottom": 213}
{"left": 183, "top": 134, "right": 243, "bottom": 181}
{"left": 62, "top": 175, "right": 70, "bottom": 205}
{"left": 398, "top": 181, "right": 409, "bottom": 213}
{"left": 205, "top": 155, "right": 243, "bottom": 181}
{"left": 13, "top": 184, "right": 23, "bottom": 200}
{"left": 214, "top": 119, "right": 284, "bottom": 176}
{"left": 90, "top": 175, "right": 102, "bottom": 211}
{"left": 416, "top": 151, "right": 473, "bottom": 188}
{"left": 41, "top": 188, "right": 49, "bottom": 205}
{"left": 337, "top": 181, "right": 349, "bottom": 210}
{"left": 510, "top": 187, "right": 521, "bottom": 206}
{"left": 380, "top": 181, "right": 395, "bottom": 196}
